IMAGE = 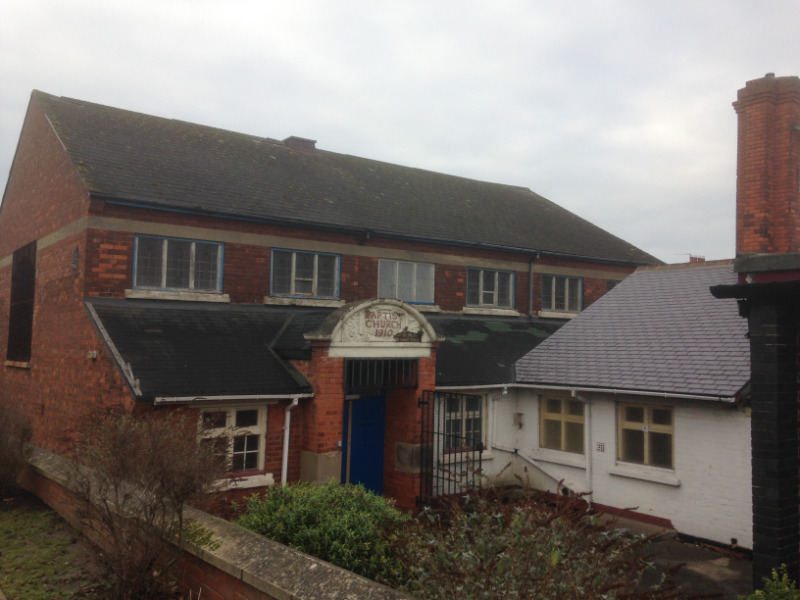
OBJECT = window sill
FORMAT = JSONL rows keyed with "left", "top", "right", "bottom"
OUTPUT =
{"left": 530, "top": 447, "right": 586, "bottom": 469}
{"left": 224, "top": 471, "right": 275, "bottom": 490}
{"left": 609, "top": 463, "right": 680, "bottom": 487}
{"left": 537, "top": 310, "right": 578, "bottom": 319}
{"left": 126, "top": 289, "right": 230, "bottom": 303}
{"left": 462, "top": 307, "right": 520, "bottom": 317}
{"left": 4, "top": 360, "right": 31, "bottom": 369}
{"left": 264, "top": 297, "right": 344, "bottom": 308}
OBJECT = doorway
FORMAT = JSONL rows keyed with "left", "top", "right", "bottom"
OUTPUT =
{"left": 341, "top": 394, "right": 386, "bottom": 494}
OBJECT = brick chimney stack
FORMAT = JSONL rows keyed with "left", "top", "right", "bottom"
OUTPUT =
{"left": 733, "top": 74, "right": 800, "bottom": 255}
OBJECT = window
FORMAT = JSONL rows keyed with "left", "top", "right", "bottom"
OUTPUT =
{"left": 466, "top": 268, "right": 513, "bottom": 308}
{"left": 618, "top": 404, "right": 673, "bottom": 469}
{"left": 540, "top": 397, "right": 584, "bottom": 454}
{"left": 271, "top": 249, "right": 339, "bottom": 299}
{"left": 134, "top": 236, "right": 222, "bottom": 292}
{"left": 7, "top": 241, "right": 36, "bottom": 363}
{"left": 444, "top": 394, "right": 483, "bottom": 453}
{"left": 378, "top": 260, "right": 434, "bottom": 303}
{"left": 541, "top": 275, "right": 582, "bottom": 313}
{"left": 200, "top": 407, "right": 267, "bottom": 474}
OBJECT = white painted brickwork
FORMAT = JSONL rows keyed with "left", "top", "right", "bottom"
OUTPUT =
{"left": 482, "top": 391, "right": 752, "bottom": 548}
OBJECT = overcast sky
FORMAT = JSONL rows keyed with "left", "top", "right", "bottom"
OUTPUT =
{"left": 1, "top": 1, "right": 798, "bottom": 263}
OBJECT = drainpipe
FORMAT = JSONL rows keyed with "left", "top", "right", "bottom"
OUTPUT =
{"left": 528, "top": 253, "right": 539, "bottom": 317}
{"left": 281, "top": 398, "right": 300, "bottom": 485}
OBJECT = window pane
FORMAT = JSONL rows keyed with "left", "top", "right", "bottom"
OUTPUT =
{"left": 446, "top": 397, "right": 461, "bottom": 415}
{"left": 554, "top": 277, "right": 566, "bottom": 310}
{"left": 378, "top": 261, "right": 397, "bottom": 298}
{"left": 202, "top": 411, "right": 227, "bottom": 430}
{"left": 497, "top": 272, "right": 512, "bottom": 307}
{"left": 194, "top": 243, "right": 219, "bottom": 291}
{"left": 397, "top": 261, "right": 415, "bottom": 301}
{"left": 481, "top": 271, "right": 496, "bottom": 305}
{"left": 272, "top": 251, "right": 292, "bottom": 295}
{"left": 567, "top": 278, "right": 580, "bottom": 311}
{"left": 545, "top": 398, "right": 562, "bottom": 414}
{"left": 294, "top": 253, "right": 314, "bottom": 295}
{"left": 316, "top": 254, "right": 338, "bottom": 297}
{"left": 235, "top": 409, "right": 258, "bottom": 428}
{"left": 543, "top": 419, "right": 562, "bottom": 450}
{"left": 567, "top": 401, "right": 583, "bottom": 416}
{"left": 652, "top": 408, "right": 672, "bottom": 426}
{"left": 649, "top": 432, "right": 673, "bottom": 468}
{"left": 165, "top": 239, "right": 191, "bottom": 289}
{"left": 622, "top": 429, "right": 645, "bottom": 463}
{"left": 541, "top": 276, "right": 553, "bottom": 310}
{"left": 466, "top": 270, "right": 480, "bottom": 305}
{"left": 465, "top": 396, "right": 481, "bottom": 413}
{"left": 565, "top": 422, "right": 584, "bottom": 453}
{"left": 624, "top": 406, "right": 644, "bottom": 423}
{"left": 417, "top": 263, "right": 434, "bottom": 303}
{"left": 136, "top": 237, "right": 163, "bottom": 287}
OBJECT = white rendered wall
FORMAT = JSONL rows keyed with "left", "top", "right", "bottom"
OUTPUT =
{"left": 481, "top": 390, "right": 752, "bottom": 548}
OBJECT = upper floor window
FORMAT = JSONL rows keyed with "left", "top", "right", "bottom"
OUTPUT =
{"left": 540, "top": 396, "right": 584, "bottom": 454}
{"left": 134, "top": 236, "right": 222, "bottom": 292}
{"left": 271, "top": 249, "right": 339, "bottom": 299}
{"left": 541, "top": 275, "right": 582, "bottom": 313}
{"left": 7, "top": 241, "right": 37, "bottom": 363}
{"left": 466, "top": 268, "right": 513, "bottom": 308}
{"left": 378, "top": 260, "right": 434, "bottom": 304}
{"left": 617, "top": 404, "right": 673, "bottom": 469}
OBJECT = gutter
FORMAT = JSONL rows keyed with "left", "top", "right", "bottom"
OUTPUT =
{"left": 435, "top": 383, "right": 739, "bottom": 403}
{"left": 154, "top": 393, "right": 313, "bottom": 405}
{"left": 93, "top": 194, "right": 657, "bottom": 268}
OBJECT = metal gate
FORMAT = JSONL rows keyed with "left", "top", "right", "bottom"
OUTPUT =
{"left": 418, "top": 390, "right": 484, "bottom": 505}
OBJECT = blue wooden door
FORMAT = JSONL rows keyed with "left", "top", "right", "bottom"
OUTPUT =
{"left": 342, "top": 395, "right": 386, "bottom": 494}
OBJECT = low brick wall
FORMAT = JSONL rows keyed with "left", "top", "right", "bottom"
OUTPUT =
{"left": 21, "top": 446, "right": 413, "bottom": 600}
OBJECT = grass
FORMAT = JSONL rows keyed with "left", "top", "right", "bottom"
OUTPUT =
{"left": 0, "top": 492, "right": 108, "bottom": 599}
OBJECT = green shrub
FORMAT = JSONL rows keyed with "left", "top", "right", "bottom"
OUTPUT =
{"left": 383, "top": 490, "right": 679, "bottom": 600}
{"left": 741, "top": 566, "right": 800, "bottom": 600}
{"left": 236, "top": 482, "right": 406, "bottom": 581}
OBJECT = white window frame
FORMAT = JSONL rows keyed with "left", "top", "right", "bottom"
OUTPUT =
{"left": 617, "top": 403, "right": 674, "bottom": 470}
{"left": 134, "top": 235, "right": 223, "bottom": 292}
{"left": 199, "top": 406, "right": 270, "bottom": 487}
{"left": 539, "top": 396, "right": 585, "bottom": 454}
{"left": 271, "top": 249, "right": 340, "bottom": 299}
{"left": 378, "top": 259, "right": 434, "bottom": 304}
{"left": 466, "top": 268, "right": 514, "bottom": 308}
{"left": 541, "top": 274, "right": 582, "bottom": 314}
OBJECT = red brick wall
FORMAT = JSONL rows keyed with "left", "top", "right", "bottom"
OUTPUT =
{"left": 299, "top": 343, "right": 345, "bottom": 454}
{"left": 734, "top": 74, "right": 800, "bottom": 254}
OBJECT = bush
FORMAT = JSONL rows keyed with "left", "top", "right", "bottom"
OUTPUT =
{"left": 236, "top": 481, "right": 407, "bottom": 581}
{"left": 382, "top": 489, "right": 679, "bottom": 600}
{"left": 741, "top": 566, "right": 800, "bottom": 600}
{"left": 70, "top": 409, "right": 228, "bottom": 600}
{"left": 0, "top": 406, "right": 32, "bottom": 494}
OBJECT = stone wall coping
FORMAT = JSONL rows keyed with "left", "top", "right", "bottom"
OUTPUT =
{"left": 26, "top": 446, "right": 415, "bottom": 600}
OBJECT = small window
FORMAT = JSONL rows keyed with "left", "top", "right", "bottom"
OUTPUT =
{"left": 134, "top": 236, "right": 222, "bottom": 292}
{"left": 378, "top": 260, "right": 434, "bottom": 303}
{"left": 541, "top": 275, "right": 582, "bottom": 313}
{"left": 444, "top": 395, "right": 483, "bottom": 453}
{"left": 540, "top": 397, "right": 584, "bottom": 454}
{"left": 7, "top": 241, "right": 37, "bottom": 363}
{"left": 200, "top": 406, "right": 267, "bottom": 474}
{"left": 618, "top": 404, "right": 673, "bottom": 469}
{"left": 271, "top": 249, "right": 339, "bottom": 299}
{"left": 466, "top": 269, "right": 514, "bottom": 308}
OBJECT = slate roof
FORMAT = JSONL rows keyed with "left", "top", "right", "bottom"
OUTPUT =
{"left": 86, "top": 298, "right": 315, "bottom": 401}
{"left": 86, "top": 298, "right": 561, "bottom": 400}
{"left": 32, "top": 91, "right": 659, "bottom": 265}
{"left": 515, "top": 261, "right": 750, "bottom": 400}
{"left": 428, "top": 314, "right": 563, "bottom": 387}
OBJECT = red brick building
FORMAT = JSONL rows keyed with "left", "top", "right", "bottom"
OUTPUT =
{"left": 0, "top": 91, "right": 657, "bottom": 509}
